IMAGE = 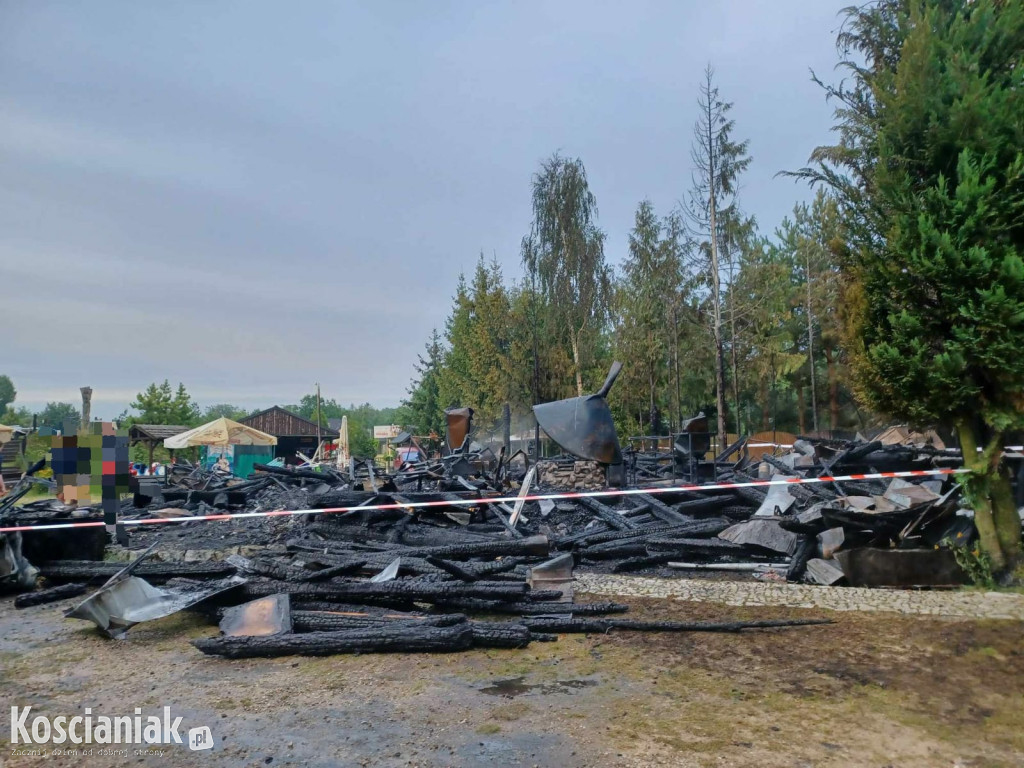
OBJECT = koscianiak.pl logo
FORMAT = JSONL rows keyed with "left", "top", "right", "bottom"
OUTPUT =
{"left": 9, "top": 706, "right": 214, "bottom": 753}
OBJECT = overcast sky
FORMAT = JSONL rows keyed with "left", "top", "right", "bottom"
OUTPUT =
{"left": 1, "top": 0, "right": 848, "bottom": 420}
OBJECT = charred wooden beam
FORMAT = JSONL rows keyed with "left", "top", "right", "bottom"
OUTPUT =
{"left": 434, "top": 597, "right": 629, "bottom": 616}
{"left": 644, "top": 538, "right": 751, "bottom": 558}
{"left": 396, "top": 535, "right": 549, "bottom": 561}
{"left": 291, "top": 611, "right": 466, "bottom": 632}
{"left": 424, "top": 556, "right": 479, "bottom": 582}
{"left": 240, "top": 578, "right": 528, "bottom": 603}
{"left": 632, "top": 494, "right": 691, "bottom": 525}
{"left": 469, "top": 621, "right": 535, "bottom": 648}
{"left": 576, "top": 497, "right": 636, "bottom": 531}
{"left": 38, "top": 560, "right": 236, "bottom": 584}
{"left": 522, "top": 617, "right": 832, "bottom": 633}
{"left": 193, "top": 623, "right": 475, "bottom": 658}
{"left": 14, "top": 582, "right": 88, "bottom": 608}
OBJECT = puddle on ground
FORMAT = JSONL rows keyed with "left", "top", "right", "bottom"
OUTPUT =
{"left": 479, "top": 676, "right": 597, "bottom": 697}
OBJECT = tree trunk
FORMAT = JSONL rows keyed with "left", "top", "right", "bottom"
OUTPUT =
{"left": 805, "top": 252, "right": 819, "bottom": 434}
{"left": 672, "top": 308, "right": 682, "bottom": 430}
{"left": 760, "top": 378, "right": 771, "bottom": 431}
{"left": 649, "top": 363, "right": 657, "bottom": 436}
{"left": 825, "top": 344, "right": 839, "bottom": 433}
{"left": 797, "top": 387, "right": 806, "bottom": 435}
{"left": 709, "top": 234, "right": 727, "bottom": 443}
{"left": 730, "top": 306, "right": 740, "bottom": 436}
{"left": 956, "top": 420, "right": 1021, "bottom": 573}
{"left": 570, "top": 330, "right": 584, "bottom": 397}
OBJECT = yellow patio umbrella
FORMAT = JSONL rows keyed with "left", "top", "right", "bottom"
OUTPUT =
{"left": 163, "top": 417, "right": 277, "bottom": 449}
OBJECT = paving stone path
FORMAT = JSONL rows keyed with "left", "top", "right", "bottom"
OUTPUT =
{"left": 577, "top": 573, "right": 1024, "bottom": 620}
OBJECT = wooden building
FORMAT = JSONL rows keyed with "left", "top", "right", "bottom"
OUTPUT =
{"left": 239, "top": 406, "right": 338, "bottom": 464}
{"left": 128, "top": 424, "right": 191, "bottom": 465}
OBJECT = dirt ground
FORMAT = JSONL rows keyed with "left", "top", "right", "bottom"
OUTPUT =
{"left": 1, "top": 593, "right": 1022, "bottom": 768}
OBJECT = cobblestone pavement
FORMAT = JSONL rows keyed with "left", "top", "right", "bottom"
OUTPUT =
{"left": 577, "top": 573, "right": 1024, "bottom": 620}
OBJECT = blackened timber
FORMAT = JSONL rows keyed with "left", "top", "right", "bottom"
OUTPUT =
{"left": 298, "top": 561, "right": 369, "bottom": 581}
{"left": 633, "top": 494, "right": 691, "bottom": 525}
{"left": 576, "top": 497, "right": 636, "bottom": 530}
{"left": 38, "top": 560, "right": 236, "bottom": 584}
{"left": 434, "top": 597, "right": 629, "bottom": 616}
{"left": 644, "top": 538, "right": 751, "bottom": 558}
{"left": 522, "top": 617, "right": 832, "bottom": 633}
{"left": 424, "top": 556, "right": 480, "bottom": 582}
{"left": 14, "top": 583, "right": 88, "bottom": 608}
{"left": 786, "top": 535, "right": 815, "bottom": 581}
{"left": 395, "top": 535, "right": 550, "bottom": 560}
{"left": 291, "top": 611, "right": 466, "bottom": 632}
{"left": 193, "top": 623, "right": 475, "bottom": 658}
{"left": 671, "top": 496, "right": 737, "bottom": 516}
{"left": 469, "top": 622, "right": 534, "bottom": 648}
{"left": 240, "top": 577, "right": 528, "bottom": 603}
{"left": 255, "top": 463, "right": 340, "bottom": 482}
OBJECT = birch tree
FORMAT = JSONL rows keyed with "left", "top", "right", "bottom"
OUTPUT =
{"left": 523, "top": 153, "right": 611, "bottom": 397}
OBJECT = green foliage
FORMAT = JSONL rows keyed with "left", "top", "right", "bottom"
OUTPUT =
{"left": 128, "top": 380, "right": 201, "bottom": 425}
{"left": 37, "top": 402, "right": 80, "bottom": 428}
{"left": 613, "top": 202, "right": 686, "bottom": 434}
{"left": 942, "top": 537, "right": 995, "bottom": 590}
{"left": 202, "top": 404, "right": 249, "bottom": 421}
{"left": 0, "top": 375, "right": 15, "bottom": 414}
{"left": 1, "top": 405, "right": 32, "bottom": 426}
{"left": 523, "top": 153, "right": 611, "bottom": 396}
{"left": 687, "top": 65, "right": 752, "bottom": 439}
{"left": 796, "top": 0, "right": 1024, "bottom": 568}
{"left": 403, "top": 329, "right": 446, "bottom": 437}
{"left": 290, "top": 395, "right": 398, "bottom": 459}
{"left": 796, "top": 0, "right": 1024, "bottom": 432}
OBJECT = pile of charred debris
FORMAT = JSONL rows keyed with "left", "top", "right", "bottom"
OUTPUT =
{"left": 2, "top": 363, "right": 1011, "bottom": 656}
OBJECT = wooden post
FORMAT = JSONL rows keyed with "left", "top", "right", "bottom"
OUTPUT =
{"left": 80, "top": 387, "right": 92, "bottom": 431}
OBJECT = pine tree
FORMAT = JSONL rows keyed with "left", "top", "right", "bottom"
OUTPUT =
{"left": 794, "top": 0, "right": 1024, "bottom": 570}
{"left": 687, "top": 65, "right": 751, "bottom": 443}
{"left": 404, "top": 329, "right": 446, "bottom": 437}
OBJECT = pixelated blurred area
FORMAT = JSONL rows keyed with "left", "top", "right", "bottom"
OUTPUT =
{"left": 50, "top": 421, "right": 130, "bottom": 507}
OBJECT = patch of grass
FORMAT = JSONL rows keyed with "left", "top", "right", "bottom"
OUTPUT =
{"left": 489, "top": 701, "right": 532, "bottom": 721}
{"left": 475, "top": 722, "right": 501, "bottom": 735}
{"left": 980, "top": 695, "right": 1024, "bottom": 752}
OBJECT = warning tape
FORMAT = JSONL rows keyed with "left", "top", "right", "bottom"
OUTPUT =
{"left": 0, "top": 468, "right": 969, "bottom": 534}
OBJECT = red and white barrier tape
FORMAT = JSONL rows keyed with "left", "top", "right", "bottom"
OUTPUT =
{"left": 0, "top": 468, "right": 969, "bottom": 534}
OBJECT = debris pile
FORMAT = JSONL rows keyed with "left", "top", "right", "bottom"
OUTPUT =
{"left": 4, "top": 414, "right": 1015, "bottom": 659}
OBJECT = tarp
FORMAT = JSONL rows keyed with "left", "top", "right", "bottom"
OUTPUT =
{"left": 164, "top": 417, "right": 277, "bottom": 449}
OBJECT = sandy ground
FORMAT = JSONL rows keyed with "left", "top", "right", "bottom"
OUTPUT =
{"left": 1, "top": 592, "right": 1022, "bottom": 768}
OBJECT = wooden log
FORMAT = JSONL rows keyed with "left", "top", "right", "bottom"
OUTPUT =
{"left": 576, "top": 497, "right": 636, "bottom": 531}
{"left": 469, "top": 621, "right": 535, "bottom": 648}
{"left": 37, "top": 560, "right": 235, "bottom": 584}
{"left": 14, "top": 582, "right": 88, "bottom": 608}
{"left": 633, "top": 494, "right": 691, "bottom": 525}
{"left": 240, "top": 578, "right": 528, "bottom": 603}
{"left": 193, "top": 623, "right": 475, "bottom": 658}
{"left": 644, "top": 538, "right": 751, "bottom": 558}
{"left": 291, "top": 611, "right": 466, "bottom": 632}
{"left": 434, "top": 597, "right": 629, "bottom": 616}
{"left": 522, "top": 617, "right": 832, "bottom": 634}
{"left": 298, "top": 561, "right": 369, "bottom": 581}
{"left": 421, "top": 556, "right": 477, "bottom": 582}
{"left": 396, "top": 535, "right": 549, "bottom": 560}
